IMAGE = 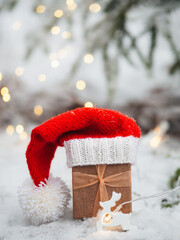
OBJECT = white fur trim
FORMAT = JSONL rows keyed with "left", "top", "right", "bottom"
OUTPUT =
{"left": 64, "top": 136, "right": 140, "bottom": 167}
{"left": 18, "top": 174, "right": 70, "bottom": 225}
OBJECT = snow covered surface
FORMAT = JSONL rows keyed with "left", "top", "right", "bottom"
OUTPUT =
{"left": 0, "top": 130, "right": 180, "bottom": 240}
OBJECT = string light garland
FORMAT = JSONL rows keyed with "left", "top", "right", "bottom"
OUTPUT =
{"left": 84, "top": 101, "right": 93, "bottom": 108}
{"left": 54, "top": 9, "right": 63, "bottom": 18}
{"left": 36, "top": 5, "right": 46, "bottom": 14}
{"left": 51, "top": 26, "right": 61, "bottom": 35}
{"left": 12, "top": 21, "right": 22, "bottom": 31}
{"left": 83, "top": 54, "right": 94, "bottom": 64}
{"left": 38, "top": 74, "right": 46, "bottom": 82}
{"left": 0, "top": 72, "right": 2, "bottom": 81}
{"left": 76, "top": 80, "right": 86, "bottom": 90}
{"left": 89, "top": 3, "right": 101, "bottom": 13}
{"left": 34, "top": 105, "right": 43, "bottom": 116}
{"left": 2, "top": 93, "right": 11, "bottom": 102}
{"left": 15, "top": 67, "right": 24, "bottom": 76}
{"left": 16, "top": 124, "right": 24, "bottom": 134}
{"left": 6, "top": 125, "right": 14, "bottom": 135}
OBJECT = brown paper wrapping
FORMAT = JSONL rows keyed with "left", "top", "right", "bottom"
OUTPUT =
{"left": 72, "top": 163, "right": 132, "bottom": 219}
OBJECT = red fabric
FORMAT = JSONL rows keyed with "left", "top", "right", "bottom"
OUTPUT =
{"left": 26, "top": 107, "right": 141, "bottom": 186}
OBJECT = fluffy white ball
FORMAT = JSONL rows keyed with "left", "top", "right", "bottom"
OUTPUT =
{"left": 18, "top": 174, "right": 70, "bottom": 225}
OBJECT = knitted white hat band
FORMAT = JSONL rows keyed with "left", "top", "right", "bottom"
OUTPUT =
{"left": 64, "top": 136, "right": 140, "bottom": 167}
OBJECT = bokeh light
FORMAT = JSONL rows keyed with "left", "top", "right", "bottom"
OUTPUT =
{"left": 34, "top": 105, "right": 43, "bottom": 116}
{"left": 0, "top": 72, "right": 2, "bottom": 81}
{"left": 84, "top": 101, "right": 94, "bottom": 108}
{"left": 54, "top": 9, "right": 63, "bottom": 18}
{"left": 62, "top": 31, "right": 71, "bottom": 39}
{"left": 16, "top": 124, "right": 24, "bottom": 134}
{"left": 15, "top": 67, "right": 24, "bottom": 76}
{"left": 89, "top": 3, "right": 101, "bottom": 13}
{"left": 38, "top": 74, "right": 46, "bottom": 82}
{"left": 36, "top": 5, "right": 46, "bottom": 14}
{"left": 83, "top": 54, "right": 94, "bottom": 64}
{"left": 6, "top": 125, "right": 14, "bottom": 135}
{"left": 12, "top": 21, "right": 22, "bottom": 31}
{"left": 76, "top": 80, "right": 86, "bottom": 90}
{"left": 51, "top": 26, "right": 61, "bottom": 35}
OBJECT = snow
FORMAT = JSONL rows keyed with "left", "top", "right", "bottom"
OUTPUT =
{"left": 0, "top": 130, "right": 180, "bottom": 240}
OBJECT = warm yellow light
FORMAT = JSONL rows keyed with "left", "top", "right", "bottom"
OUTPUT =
{"left": 58, "top": 48, "right": 68, "bottom": 59}
{"left": 54, "top": 9, "right": 63, "bottom": 18}
{"left": 15, "top": 67, "right": 24, "bottom": 76}
{"left": 102, "top": 213, "right": 113, "bottom": 225}
{"left": 62, "top": 31, "right": 71, "bottom": 39}
{"left": 150, "top": 135, "right": 162, "bottom": 148}
{"left": 20, "top": 131, "right": 28, "bottom": 140}
{"left": 51, "top": 60, "right": 59, "bottom": 68}
{"left": 6, "top": 125, "right": 14, "bottom": 135}
{"left": 0, "top": 72, "right": 2, "bottom": 81}
{"left": 36, "top": 5, "right": 46, "bottom": 14}
{"left": 16, "top": 124, "right": 24, "bottom": 134}
{"left": 83, "top": 54, "right": 94, "bottom": 64}
{"left": 12, "top": 21, "right": 22, "bottom": 31}
{"left": 84, "top": 101, "right": 93, "bottom": 108}
{"left": 2, "top": 93, "right": 11, "bottom": 102}
{"left": 66, "top": 0, "right": 77, "bottom": 11}
{"left": 89, "top": 3, "right": 101, "bottom": 13}
{"left": 51, "top": 26, "right": 61, "bottom": 35}
{"left": 38, "top": 74, "right": 46, "bottom": 82}
{"left": 76, "top": 80, "right": 86, "bottom": 90}
{"left": 1, "top": 87, "right": 9, "bottom": 96}
{"left": 34, "top": 105, "right": 43, "bottom": 116}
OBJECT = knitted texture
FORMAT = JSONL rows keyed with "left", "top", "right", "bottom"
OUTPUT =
{"left": 26, "top": 107, "right": 141, "bottom": 186}
{"left": 65, "top": 136, "right": 139, "bottom": 167}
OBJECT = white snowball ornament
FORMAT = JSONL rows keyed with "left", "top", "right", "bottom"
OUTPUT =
{"left": 18, "top": 174, "right": 70, "bottom": 225}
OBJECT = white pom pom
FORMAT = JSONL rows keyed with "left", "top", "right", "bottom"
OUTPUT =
{"left": 18, "top": 174, "right": 70, "bottom": 225}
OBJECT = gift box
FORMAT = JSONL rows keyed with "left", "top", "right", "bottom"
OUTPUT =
{"left": 20, "top": 107, "right": 140, "bottom": 225}
{"left": 72, "top": 163, "right": 131, "bottom": 219}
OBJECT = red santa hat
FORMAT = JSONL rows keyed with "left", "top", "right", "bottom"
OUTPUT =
{"left": 18, "top": 107, "right": 141, "bottom": 225}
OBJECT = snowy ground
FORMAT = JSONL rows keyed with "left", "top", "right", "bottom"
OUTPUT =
{"left": 0, "top": 130, "right": 180, "bottom": 240}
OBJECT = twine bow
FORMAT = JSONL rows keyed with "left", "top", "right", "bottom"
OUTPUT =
{"left": 73, "top": 165, "right": 131, "bottom": 216}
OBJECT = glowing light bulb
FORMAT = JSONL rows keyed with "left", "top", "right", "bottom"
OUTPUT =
{"left": 89, "top": 3, "right": 101, "bottom": 13}
{"left": 34, "top": 105, "right": 43, "bottom": 116}
{"left": 62, "top": 31, "right": 71, "bottom": 39}
{"left": 83, "top": 54, "right": 94, "bottom": 64}
{"left": 51, "top": 60, "right": 59, "bottom": 68}
{"left": 16, "top": 124, "right": 24, "bottom": 134}
{"left": 2, "top": 93, "right": 11, "bottom": 102}
{"left": 54, "top": 9, "right": 63, "bottom": 18}
{"left": 76, "top": 80, "right": 86, "bottom": 90}
{"left": 20, "top": 131, "right": 28, "bottom": 140}
{"left": 36, "top": 5, "right": 46, "bottom": 14}
{"left": 15, "top": 67, "right": 24, "bottom": 76}
{"left": 0, "top": 72, "right": 2, "bottom": 81}
{"left": 150, "top": 135, "right": 162, "bottom": 148}
{"left": 1, "top": 87, "right": 9, "bottom": 96}
{"left": 6, "top": 125, "right": 14, "bottom": 135}
{"left": 102, "top": 213, "right": 113, "bottom": 224}
{"left": 51, "top": 26, "right": 61, "bottom": 35}
{"left": 84, "top": 101, "right": 93, "bottom": 108}
{"left": 38, "top": 74, "right": 46, "bottom": 82}
{"left": 12, "top": 21, "right": 22, "bottom": 31}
